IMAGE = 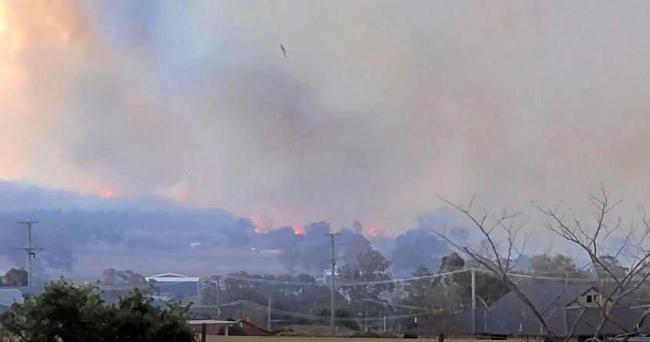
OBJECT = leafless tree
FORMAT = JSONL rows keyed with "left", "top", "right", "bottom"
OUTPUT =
{"left": 540, "top": 187, "right": 650, "bottom": 339}
{"left": 436, "top": 196, "right": 558, "bottom": 337}
{"left": 438, "top": 195, "right": 619, "bottom": 341}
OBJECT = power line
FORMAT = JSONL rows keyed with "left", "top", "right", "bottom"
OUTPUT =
{"left": 220, "top": 275, "right": 324, "bottom": 287}
{"left": 214, "top": 299, "right": 427, "bottom": 322}
{"left": 339, "top": 268, "right": 470, "bottom": 286}
{"left": 220, "top": 268, "right": 472, "bottom": 287}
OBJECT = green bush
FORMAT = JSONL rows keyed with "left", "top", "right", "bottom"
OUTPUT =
{"left": 0, "top": 281, "right": 194, "bottom": 342}
{"left": 350, "top": 331, "right": 382, "bottom": 338}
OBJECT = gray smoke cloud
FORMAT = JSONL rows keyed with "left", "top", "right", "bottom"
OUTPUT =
{"left": 3, "top": 1, "right": 650, "bottom": 235}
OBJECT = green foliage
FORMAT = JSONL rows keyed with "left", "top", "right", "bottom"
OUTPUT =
{"left": 529, "top": 254, "right": 587, "bottom": 277}
{"left": 437, "top": 253, "right": 464, "bottom": 273}
{"left": 357, "top": 248, "right": 390, "bottom": 275}
{"left": 340, "top": 247, "right": 391, "bottom": 281}
{"left": 406, "top": 253, "right": 509, "bottom": 320}
{"left": 217, "top": 272, "right": 331, "bottom": 325}
{"left": 315, "top": 308, "right": 359, "bottom": 331}
{"left": 338, "top": 248, "right": 393, "bottom": 325}
{"left": 596, "top": 254, "right": 629, "bottom": 278}
{"left": 0, "top": 281, "right": 194, "bottom": 342}
{"left": 99, "top": 268, "right": 148, "bottom": 287}
{"left": 350, "top": 330, "right": 381, "bottom": 337}
{"left": 1, "top": 268, "right": 28, "bottom": 287}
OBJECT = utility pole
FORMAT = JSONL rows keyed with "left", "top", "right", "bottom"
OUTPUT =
{"left": 215, "top": 275, "right": 221, "bottom": 319}
{"left": 471, "top": 268, "right": 476, "bottom": 334}
{"left": 267, "top": 297, "right": 272, "bottom": 331}
{"left": 328, "top": 231, "right": 339, "bottom": 336}
{"left": 16, "top": 221, "right": 40, "bottom": 286}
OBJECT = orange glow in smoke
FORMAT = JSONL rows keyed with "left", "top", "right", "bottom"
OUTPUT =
{"left": 292, "top": 225, "right": 305, "bottom": 236}
{"left": 363, "top": 224, "right": 380, "bottom": 238}
{"left": 99, "top": 188, "right": 113, "bottom": 199}
{"left": 250, "top": 215, "right": 264, "bottom": 234}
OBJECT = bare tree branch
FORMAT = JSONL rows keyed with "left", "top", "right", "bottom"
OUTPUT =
{"left": 438, "top": 197, "right": 554, "bottom": 337}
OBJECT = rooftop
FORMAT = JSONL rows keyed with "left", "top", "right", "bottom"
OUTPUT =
{"left": 146, "top": 273, "right": 199, "bottom": 282}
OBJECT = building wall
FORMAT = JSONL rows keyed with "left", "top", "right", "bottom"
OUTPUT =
{"left": 573, "top": 289, "right": 601, "bottom": 308}
{"left": 154, "top": 281, "right": 199, "bottom": 299}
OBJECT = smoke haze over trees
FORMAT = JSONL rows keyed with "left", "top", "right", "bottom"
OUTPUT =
{"left": 0, "top": 181, "right": 456, "bottom": 280}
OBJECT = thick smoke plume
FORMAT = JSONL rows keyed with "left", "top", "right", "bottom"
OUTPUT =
{"left": 3, "top": 1, "right": 650, "bottom": 233}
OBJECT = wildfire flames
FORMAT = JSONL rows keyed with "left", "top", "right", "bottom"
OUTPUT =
{"left": 363, "top": 224, "right": 380, "bottom": 238}
{"left": 99, "top": 188, "right": 113, "bottom": 199}
{"left": 248, "top": 215, "right": 373, "bottom": 238}
{"left": 248, "top": 214, "right": 305, "bottom": 236}
{"left": 250, "top": 215, "right": 265, "bottom": 234}
{"left": 292, "top": 225, "right": 305, "bottom": 236}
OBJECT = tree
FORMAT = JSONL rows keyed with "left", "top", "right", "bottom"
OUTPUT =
{"left": 316, "top": 308, "right": 360, "bottom": 330}
{"left": 438, "top": 252, "right": 465, "bottom": 273}
{"left": 339, "top": 228, "right": 371, "bottom": 265}
{"left": 529, "top": 254, "right": 587, "bottom": 278}
{"left": 200, "top": 279, "right": 218, "bottom": 305}
{"left": 1, "top": 268, "right": 28, "bottom": 286}
{"left": 0, "top": 281, "right": 194, "bottom": 342}
{"left": 358, "top": 248, "right": 390, "bottom": 276}
{"left": 339, "top": 247, "right": 393, "bottom": 326}
{"left": 215, "top": 272, "right": 332, "bottom": 323}
{"left": 439, "top": 188, "right": 650, "bottom": 341}
{"left": 436, "top": 197, "right": 556, "bottom": 338}
{"left": 99, "top": 268, "right": 148, "bottom": 286}
{"left": 404, "top": 265, "right": 437, "bottom": 308}
{"left": 595, "top": 254, "right": 628, "bottom": 279}
{"left": 540, "top": 187, "right": 650, "bottom": 339}
{"left": 98, "top": 269, "right": 154, "bottom": 303}
{"left": 278, "top": 244, "right": 301, "bottom": 274}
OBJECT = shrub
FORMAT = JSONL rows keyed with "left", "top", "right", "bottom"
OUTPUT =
{"left": 0, "top": 281, "right": 194, "bottom": 342}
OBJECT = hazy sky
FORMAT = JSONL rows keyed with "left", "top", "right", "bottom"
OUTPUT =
{"left": 2, "top": 1, "right": 650, "bottom": 234}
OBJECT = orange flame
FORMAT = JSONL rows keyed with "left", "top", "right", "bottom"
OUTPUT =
{"left": 363, "top": 224, "right": 380, "bottom": 238}
{"left": 250, "top": 215, "right": 264, "bottom": 234}
{"left": 99, "top": 188, "right": 113, "bottom": 199}
{"left": 292, "top": 225, "right": 305, "bottom": 236}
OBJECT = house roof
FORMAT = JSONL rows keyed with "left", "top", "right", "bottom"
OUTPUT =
{"left": 471, "top": 280, "right": 649, "bottom": 337}
{"left": 146, "top": 273, "right": 199, "bottom": 282}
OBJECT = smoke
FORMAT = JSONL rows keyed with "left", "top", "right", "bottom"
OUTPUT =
{"left": 0, "top": 181, "right": 404, "bottom": 279}
{"left": 0, "top": 181, "right": 257, "bottom": 277}
{"left": 3, "top": 1, "right": 650, "bottom": 234}
{"left": 390, "top": 212, "right": 459, "bottom": 276}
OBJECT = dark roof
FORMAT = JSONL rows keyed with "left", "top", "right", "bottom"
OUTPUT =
{"left": 470, "top": 280, "right": 649, "bottom": 337}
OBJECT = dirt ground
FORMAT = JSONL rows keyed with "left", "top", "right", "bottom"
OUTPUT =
{"left": 206, "top": 337, "right": 498, "bottom": 342}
